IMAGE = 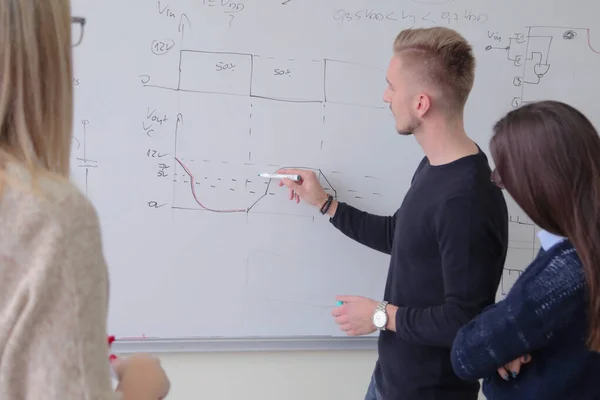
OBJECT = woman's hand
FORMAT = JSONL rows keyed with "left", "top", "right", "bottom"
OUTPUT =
{"left": 497, "top": 354, "right": 531, "bottom": 381}
{"left": 113, "top": 353, "right": 170, "bottom": 399}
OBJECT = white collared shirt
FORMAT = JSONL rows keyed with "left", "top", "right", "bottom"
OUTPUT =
{"left": 537, "top": 229, "right": 566, "bottom": 251}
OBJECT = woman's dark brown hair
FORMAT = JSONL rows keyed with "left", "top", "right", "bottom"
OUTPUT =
{"left": 490, "top": 100, "right": 600, "bottom": 351}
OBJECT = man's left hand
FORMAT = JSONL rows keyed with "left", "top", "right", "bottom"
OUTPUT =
{"left": 332, "top": 295, "right": 379, "bottom": 336}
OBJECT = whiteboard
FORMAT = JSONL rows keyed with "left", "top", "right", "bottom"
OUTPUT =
{"left": 69, "top": 0, "right": 600, "bottom": 348}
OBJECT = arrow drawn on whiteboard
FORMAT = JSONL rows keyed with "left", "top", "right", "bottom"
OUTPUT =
{"left": 176, "top": 113, "right": 183, "bottom": 130}
{"left": 178, "top": 13, "right": 192, "bottom": 34}
{"left": 174, "top": 113, "right": 183, "bottom": 162}
{"left": 178, "top": 14, "right": 192, "bottom": 53}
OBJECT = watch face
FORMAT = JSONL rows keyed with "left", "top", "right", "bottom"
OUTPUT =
{"left": 373, "top": 310, "right": 387, "bottom": 328}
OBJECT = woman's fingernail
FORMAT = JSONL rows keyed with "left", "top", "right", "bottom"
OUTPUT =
{"left": 511, "top": 371, "right": 518, "bottom": 378}
{"left": 502, "top": 373, "right": 510, "bottom": 381}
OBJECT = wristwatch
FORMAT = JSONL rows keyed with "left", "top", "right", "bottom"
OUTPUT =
{"left": 372, "top": 301, "right": 388, "bottom": 331}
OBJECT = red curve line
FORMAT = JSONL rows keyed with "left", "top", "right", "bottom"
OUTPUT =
{"left": 174, "top": 157, "right": 247, "bottom": 213}
{"left": 587, "top": 29, "right": 600, "bottom": 55}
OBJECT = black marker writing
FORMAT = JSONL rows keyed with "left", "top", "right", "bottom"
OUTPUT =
{"left": 216, "top": 62, "right": 236, "bottom": 71}
{"left": 158, "top": 1, "right": 176, "bottom": 19}
{"left": 148, "top": 201, "right": 167, "bottom": 208}
{"left": 152, "top": 39, "right": 175, "bottom": 55}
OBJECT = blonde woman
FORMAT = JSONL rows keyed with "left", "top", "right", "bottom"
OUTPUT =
{"left": 0, "top": 1, "right": 169, "bottom": 399}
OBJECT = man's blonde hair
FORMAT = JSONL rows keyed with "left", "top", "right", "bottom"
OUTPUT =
{"left": 0, "top": 0, "right": 73, "bottom": 182}
{"left": 393, "top": 27, "right": 475, "bottom": 111}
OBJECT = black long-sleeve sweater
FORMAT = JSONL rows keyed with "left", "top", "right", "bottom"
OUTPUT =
{"left": 330, "top": 149, "right": 509, "bottom": 400}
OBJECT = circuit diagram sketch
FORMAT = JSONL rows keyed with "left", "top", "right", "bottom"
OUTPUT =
{"left": 485, "top": 26, "right": 600, "bottom": 109}
{"left": 484, "top": 25, "right": 598, "bottom": 298}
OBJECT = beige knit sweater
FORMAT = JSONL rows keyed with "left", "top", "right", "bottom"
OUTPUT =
{"left": 0, "top": 163, "right": 118, "bottom": 399}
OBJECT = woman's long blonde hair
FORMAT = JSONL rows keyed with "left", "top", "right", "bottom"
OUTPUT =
{"left": 0, "top": 0, "right": 73, "bottom": 179}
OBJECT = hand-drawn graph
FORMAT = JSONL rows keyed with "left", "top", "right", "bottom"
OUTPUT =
{"left": 146, "top": 49, "right": 387, "bottom": 108}
{"left": 72, "top": 119, "right": 97, "bottom": 195}
{"left": 173, "top": 157, "right": 338, "bottom": 215}
{"left": 144, "top": 48, "right": 393, "bottom": 219}
{"left": 136, "top": 36, "right": 400, "bottom": 322}
{"left": 485, "top": 26, "right": 600, "bottom": 108}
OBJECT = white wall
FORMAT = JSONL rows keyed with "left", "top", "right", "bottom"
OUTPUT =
{"left": 155, "top": 350, "right": 486, "bottom": 400}
{"left": 158, "top": 351, "right": 485, "bottom": 400}
{"left": 156, "top": 350, "right": 378, "bottom": 400}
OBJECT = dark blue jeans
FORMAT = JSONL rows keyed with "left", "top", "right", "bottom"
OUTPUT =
{"left": 365, "top": 372, "right": 382, "bottom": 400}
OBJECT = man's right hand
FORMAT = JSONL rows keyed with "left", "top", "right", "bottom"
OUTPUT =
{"left": 277, "top": 168, "right": 331, "bottom": 210}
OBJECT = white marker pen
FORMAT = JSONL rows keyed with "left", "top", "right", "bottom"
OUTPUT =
{"left": 258, "top": 173, "right": 301, "bottom": 181}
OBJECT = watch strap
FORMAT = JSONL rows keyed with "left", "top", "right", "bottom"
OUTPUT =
{"left": 374, "top": 300, "right": 388, "bottom": 330}
{"left": 320, "top": 195, "right": 334, "bottom": 215}
{"left": 378, "top": 300, "right": 388, "bottom": 311}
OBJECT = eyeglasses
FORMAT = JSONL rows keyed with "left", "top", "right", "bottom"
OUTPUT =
{"left": 491, "top": 168, "right": 504, "bottom": 189}
{"left": 72, "top": 17, "right": 86, "bottom": 47}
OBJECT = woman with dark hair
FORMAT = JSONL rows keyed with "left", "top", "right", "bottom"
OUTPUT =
{"left": 450, "top": 100, "right": 600, "bottom": 399}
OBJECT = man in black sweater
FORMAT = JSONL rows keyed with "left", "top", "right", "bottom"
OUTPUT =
{"left": 278, "top": 27, "right": 508, "bottom": 399}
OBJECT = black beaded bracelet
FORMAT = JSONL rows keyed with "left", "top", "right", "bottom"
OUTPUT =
{"left": 320, "top": 195, "right": 334, "bottom": 215}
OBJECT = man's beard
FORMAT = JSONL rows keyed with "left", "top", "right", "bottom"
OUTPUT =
{"left": 397, "top": 116, "right": 420, "bottom": 136}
